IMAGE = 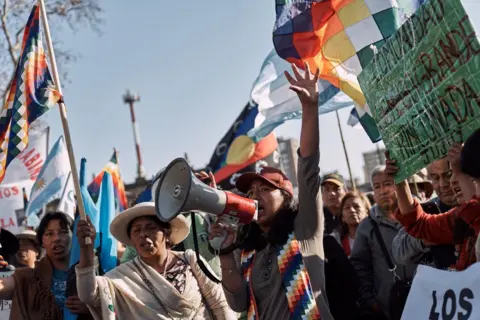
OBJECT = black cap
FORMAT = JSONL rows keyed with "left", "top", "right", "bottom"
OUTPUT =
{"left": 0, "top": 228, "right": 19, "bottom": 258}
{"left": 321, "top": 173, "right": 345, "bottom": 187}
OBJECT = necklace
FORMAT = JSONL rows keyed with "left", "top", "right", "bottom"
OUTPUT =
{"left": 133, "top": 258, "right": 173, "bottom": 319}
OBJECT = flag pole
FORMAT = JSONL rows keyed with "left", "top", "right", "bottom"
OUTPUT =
{"left": 335, "top": 110, "right": 356, "bottom": 191}
{"left": 38, "top": 0, "right": 91, "bottom": 244}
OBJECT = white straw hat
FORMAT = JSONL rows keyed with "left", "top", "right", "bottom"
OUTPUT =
{"left": 16, "top": 229, "right": 37, "bottom": 243}
{"left": 110, "top": 202, "right": 190, "bottom": 247}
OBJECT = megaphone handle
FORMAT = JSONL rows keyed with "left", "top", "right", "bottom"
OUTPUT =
{"left": 209, "top": 231, "right": 228, "bottom": 253}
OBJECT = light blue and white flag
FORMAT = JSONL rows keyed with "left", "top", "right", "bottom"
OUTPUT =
{"left": 26, "top": 136, "right": 72, "bottom": 226}
{"left": 56, "top": 172, "right": 75, "bottom": 217}
{"left": 247, "top": 49, "right": 354, "bottom": 141}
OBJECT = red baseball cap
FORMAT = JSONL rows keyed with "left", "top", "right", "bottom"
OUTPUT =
{"left": 235, "top": 166, "right": 294, "bottom": 197}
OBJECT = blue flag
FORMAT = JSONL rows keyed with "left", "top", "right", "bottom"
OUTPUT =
{"left": 66, "top": 159, "right": 102, "bottom": 320}
{"left": 69, "top": 159, "right": 100, "bottom": 268}
{"left": 97, "top": 172, "right": 117, "bottom": 273}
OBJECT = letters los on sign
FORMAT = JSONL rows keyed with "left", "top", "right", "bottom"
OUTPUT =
{"left": 358, "top": 0, "right": 480, "bottom": 182}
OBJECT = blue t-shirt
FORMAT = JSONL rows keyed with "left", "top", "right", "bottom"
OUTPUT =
{"left": 51, "top": 269, "right": 68, "bottom": 312}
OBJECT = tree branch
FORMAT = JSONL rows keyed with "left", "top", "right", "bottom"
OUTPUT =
{"left": 1, "top": 0, "right": 18, "bottom": 65}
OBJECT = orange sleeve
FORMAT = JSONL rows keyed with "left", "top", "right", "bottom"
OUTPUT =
{"left": 395, "top": 200, "right": 456, "bottom": 244}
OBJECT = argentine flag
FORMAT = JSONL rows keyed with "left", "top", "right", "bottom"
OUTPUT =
{"left": 247, "top": 49, "right": 354, "bottom": 141}
{"left": 26, "top": 136, "right": 73, "bottom": 226}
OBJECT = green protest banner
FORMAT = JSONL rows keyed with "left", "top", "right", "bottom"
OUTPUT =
{"left": 358, "top": 0, "right": 480, "bottom": 183}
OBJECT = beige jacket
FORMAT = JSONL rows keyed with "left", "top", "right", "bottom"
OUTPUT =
{"left": 76, "top": 250, "right": 236, "bottom": 320}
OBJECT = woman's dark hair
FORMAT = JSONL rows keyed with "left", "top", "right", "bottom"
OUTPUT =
{"left": 36, "top": 211, "right": 74, "bottom": 246}
{"left": 127, "top": 216, "right": 173, "bottom": 246}
{"left": 461, "top": 129, "right": 480, "bottom": 179}
{"left": 239, "top": 190, "right": 298, "bottom": 251}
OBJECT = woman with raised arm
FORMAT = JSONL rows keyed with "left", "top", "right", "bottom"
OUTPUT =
{"left": 75, "top": 202, "right": 235, "bottom": 319}
{"left": 390, "top": 132, "right": 480, "bottom": 271}
{"left": 209, "top": 63, "right": 334, "bottom": 319}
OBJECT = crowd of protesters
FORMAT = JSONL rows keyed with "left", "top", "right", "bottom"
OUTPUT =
{"left": 0, "top": 63, "right": 479, "bottom": 320}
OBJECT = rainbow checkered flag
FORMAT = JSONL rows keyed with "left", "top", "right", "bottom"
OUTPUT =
{"left": 273, "top": 0, "right": 426, "bottom": 142}
{"left": 88, "top": 150, "right": 128, "bottom": 211}
{"left": 0, "top": 4, "right": 61, "bottom": 183}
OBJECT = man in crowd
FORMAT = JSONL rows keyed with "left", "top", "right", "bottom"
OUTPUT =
{"left": 426, "top": 159, "right": 458, "bottom": 211}
{"left": 15, "top": 230, "right": 41, "bottom": 269}
{"left": 322, "top": 173, "right": 347, "bottom": 235}
{"left": 392, "top": 158, "right": 457, "bottom": 270}
{"left": 350, "top": 166, "right": 416, "bottom": 320}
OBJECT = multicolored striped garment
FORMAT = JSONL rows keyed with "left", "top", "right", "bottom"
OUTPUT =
{"left": 241, "top": 232, "right": 320, "bottom": 319}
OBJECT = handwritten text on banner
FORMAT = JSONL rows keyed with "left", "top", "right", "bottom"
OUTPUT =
{"left": 358, "top": 0, "right": 480, "bottom": 182}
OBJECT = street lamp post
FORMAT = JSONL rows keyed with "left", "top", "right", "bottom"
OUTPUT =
{"left": 123, "top": 90, "right": 146, "bottom": 181}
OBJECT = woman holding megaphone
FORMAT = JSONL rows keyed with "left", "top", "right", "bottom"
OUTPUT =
{"left": 75, "top": 202, "right": 235, "bottom": 319}
{"left": 209, "top": 63, "right": 334, "bottom": 320}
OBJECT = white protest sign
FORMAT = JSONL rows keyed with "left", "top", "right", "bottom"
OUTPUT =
{"left": 0, "top": 180, "right": 34, "bottom": 234}
{"left": 0, "top": 270, "right": 14, "bottom": 320}
{"left": 2, "top": 127, "right": 48, "bottom": 184}
{"left": 402, "top": 263, "right": 480, "bottom": 319}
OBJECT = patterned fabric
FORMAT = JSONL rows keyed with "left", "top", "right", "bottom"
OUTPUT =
{"left": 272, "top": 0, "right": 425, "bottom": 142}
{"left": 51, "top": 269, "right": 68, "bottom": 313}
{"left": 165, "top": 258, "right": 190, "bottom": 294}
{"left": 0, "top": 4, "right": 61, "bottom": 183}
{"left": 241, "top": 233, "right": 320, "bottom": 319}
{"left": 88, "top": 150, "right": 128, "bottom": 211}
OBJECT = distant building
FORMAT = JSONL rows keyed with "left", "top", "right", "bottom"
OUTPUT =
{"left": 363, "top": 147, "right": 385, "bottom": 184}
{"left": 277, "top": 137, "right": 299, "bottom": 189}
{"left": 125, "top": 177, "right": 150, "bottom": 206}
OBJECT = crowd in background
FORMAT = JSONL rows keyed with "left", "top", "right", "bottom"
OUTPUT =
{"left": 0, "top": 64, "right": 479, "bottom": 320}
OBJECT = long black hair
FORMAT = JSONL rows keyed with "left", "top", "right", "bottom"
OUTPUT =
{"left": 238, "top": 190, "right": 298, "bottom": 252}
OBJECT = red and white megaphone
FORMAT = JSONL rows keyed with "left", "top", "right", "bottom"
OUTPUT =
{"left": 152, "top": 158, "right": 258, "bottom": 250}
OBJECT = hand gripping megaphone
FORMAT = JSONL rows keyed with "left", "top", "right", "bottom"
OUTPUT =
{"left": 152, "top": 157, "right": 258, "bottom": 250}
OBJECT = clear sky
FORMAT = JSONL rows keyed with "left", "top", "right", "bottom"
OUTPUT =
{"left": 42, "top": 0, "right": 386, "bottom": 185}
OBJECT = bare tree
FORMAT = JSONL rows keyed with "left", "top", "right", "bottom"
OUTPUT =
{"left": 0, "top": 0, "right": 103, "bottom": 99}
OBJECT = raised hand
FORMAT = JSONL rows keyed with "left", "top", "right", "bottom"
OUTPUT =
{"left": 76, "top": 216, "right": 96, "bottom": 248}
{"left": 385, "top": 151, "right": 399, "bottom": 176}
{"left": 284, "top": 62, "right": 320, "bottom": 107}
{"left": 195, "top": 171, "right": 217, "bottom": 189}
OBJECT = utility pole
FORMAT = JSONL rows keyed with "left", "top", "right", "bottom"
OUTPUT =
{"left": 335, "top": 110, "right": 356, "bottom": 191}
{"left": 123, "top": 90, "right": 146, "bottom": 181}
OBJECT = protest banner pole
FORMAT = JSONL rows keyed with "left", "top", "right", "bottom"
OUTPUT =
{"left": 38, "top": 0, "right": 91, "bottom": 244}
{"left": 335, "top": 110, "right": 356, "bottom": 190}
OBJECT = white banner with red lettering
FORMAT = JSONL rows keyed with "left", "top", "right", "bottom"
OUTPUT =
{"left": 2, "top": 127, "right": 48, "bottom": 184}
{"left": 0, "top": 126, "right": 48, "bottom": 233}
{"left": 0, "top": 180, "right": 34, "bottom": 234}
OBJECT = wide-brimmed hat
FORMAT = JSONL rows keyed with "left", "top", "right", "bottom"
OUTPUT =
{"left": 16, "top": 229, "right": 38, "bottom": 244}
{"left": 408, "top": 174, "right": 434, "bottom": 199}
{"left": 110, "top": 202, "right": 190, "bottom": 247}
{"left": 235, "top": 166, "right": 294, "bottom": 197}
